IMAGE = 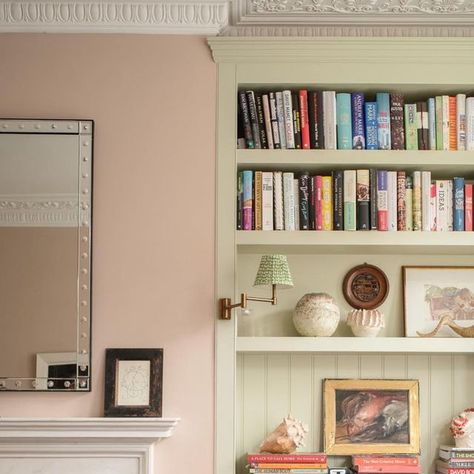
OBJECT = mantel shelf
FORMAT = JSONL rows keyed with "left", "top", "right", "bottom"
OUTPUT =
{"left": 236, "top": 336, "right": 474, "bottom": 354}
{"left": 236, "top": 149, "right": 474, "bottom": 175}
{"left": 237, "top": 230, "right": 474, "bottom": 254}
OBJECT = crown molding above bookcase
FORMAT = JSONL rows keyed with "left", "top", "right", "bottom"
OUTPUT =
{"left": 1, "top": 0, "right": 474, "bottom": 35}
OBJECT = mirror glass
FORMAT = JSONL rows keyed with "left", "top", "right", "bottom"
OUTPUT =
{"left": 0, "top": 119, "right": 92, "bottom": 391}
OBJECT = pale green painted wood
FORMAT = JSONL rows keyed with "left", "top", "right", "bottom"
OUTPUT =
{"left": 383, "top": 355, "right": 408, "bottom": 378}
{"left": 266, "top": 354, "right": 291, "bottom": 434}
{"left": 360, "top": 355, "right": 383, "bottom": 378}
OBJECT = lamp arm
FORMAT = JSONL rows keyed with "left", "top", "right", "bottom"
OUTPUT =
{"left": 219, "top": 285, "right": 277, "bottom": 320}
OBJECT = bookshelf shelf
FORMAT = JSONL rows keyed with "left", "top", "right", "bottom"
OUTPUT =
{"left": 236, "top": 336, "right": 474, "bottom": 354}
{"left": 237, "top": 230, "right": 474, "bottom": 254}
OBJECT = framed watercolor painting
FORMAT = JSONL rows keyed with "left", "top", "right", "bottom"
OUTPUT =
{"left": 104, "top": 348, "right": 163, "bottom": 417}
{"left": 403, "top": 266, "right": 474, "bottom": 337}
{"left": 323, "top": 379, "right": 420, "bottom": 455}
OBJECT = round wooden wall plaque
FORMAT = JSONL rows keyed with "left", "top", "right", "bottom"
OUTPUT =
{"left": 342, "top": 264, "right": 389, "bottom": 310}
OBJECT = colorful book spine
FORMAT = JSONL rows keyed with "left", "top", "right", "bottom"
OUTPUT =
{"left": 262, "top": 171, "right": 274, "bottom": 231}
{"left": 242, "top": 170, "right": 253, "bottom": 230}
{"left": 466, "top": 97, "right": 474, "bottom": 151}
{"left": 294, "top": 178, "right": 300, "bottom": 230}
{"left": 254, "top": 171, "right": 263, "bottom": 230}
{"left": 283, "top": 172, "right": 295, "bottom": 231}
{"left": 247, "top": 454, "right": 328, "bottom": 464}
{"left": 404, "top": 104, "right": 418, "bottom": 150}
{"left": 377, "top": 170, "right": 388, "bottom": 231}
{"left": 440, "top": 447, "right": 474, "bottom": 460}
{"left": 344, "top": 170, "right": 357, "bottom": 231}
{"left": 315, "top": 175, "right": 323, "bottom": 230}
{"left": 457, "top": 93, "right": 467, "bottom": 151}
{"left": 309, "top": 175, "right": 315, "bottom": 230}
{"left": 299, "top": 172, "right": 310, "bottom": 230}
{"left": 308, "top": 91, "right": 322, "bottom": 149}
{"left": 454, "top": 176, "right": 465, "bottom": 231}
{"left": 370, "top": 168, "right": 378, "bottom": 229}
{"left": 365, "top": 102, "right": 378, "bottom": 150}
{"left": 237, "top": 172, "right": 243, "bottom": 229}
{"left": 273, "top": 171, "right": 284, "bottom": 230}
{"left": 397, "top": 171, "right": 407, "bottom": 231}
{"left": 357, "top": 169, "right": 370, "bottom": 230}
{"left": 292, "top": 91, "right": 302, "bottom": 149}
{"left": 449, "top": 96, "right": 458, "bottom": 151}
{"left": 251, "top": 464, "right": 328, "bottom": 469}
{"left": 323, "top": 91, "right": 337, "bottom": 150}
{"left": 390, "top": 93, "right": 405, "bottom": 150}
{"left": 466, "top": 183, "right": 473, "bottom": 231}
{"left": 442, "top": 95, "right": 450, "bottom": 150}
{"left": 333, "top": 170, "right": 344, "bottom": 231}
{"left": 246, "top": 91, "right": 261, "bottom": 149}
{"left": 336, "top": 92, "right": 352, "bottom": 150}
{"left": 428, "top": 97, "right": 436, "bottom": 150}
{"left": 436, "top": 96, "right": 444, "bottom": 150}
{"left": 352, "top": 456, "right": 419, "bottom": 466}
{"left": 436, "top": 468, "right": 474, "bottom": 474}
{"left": 413, "top": 171, "right": 422, "bottom": 231}
{"left": 262, "top": 94, "right": 274, "bottom": 149}
{"left": 250, "top": 469, "right": 328, "bottom": 474}
{"left": 355, "top": 466, "right": 420, "bottom": 474}
{"left": 448, "top": 180, "right": 454, "bottom": 231}
{"left": 421, "top": 171, "right": 432, "bottom": 231}
{"left": 269, "top": 92, "right": 281, "bottom": 149}
{"left": 275, "top": 91, "right": 287, "bottom": 149}
{"left": 417, "top": 101, "right": 429, "bottom": 150}
{"left": 431, "top": 182, "right": 437, "bottom": 231}
{"left": 256, "top": 93, "right": 268, "bottom": 149}
{"left": 238, "top": 90, "right": 254, "bottom": 149}
{"left": 387, "top": 171, "right": 397, "bottom": 231}
{"left": 376, "top": 92, "right": 391, "bottom": 150}
{"left": 321, "top": 176, "right": 333, "bottom": 230}
{"left": 299, "top": 90, "right": 310, "bottom": 149}
{"left": 352, "top": 92, "right": 365, "bottom": 149}
{"left": 282, "top": 90, "right": 295, "bottom": 149}
{"left": 406, "top": 175, "right": 413, "bottom": 231}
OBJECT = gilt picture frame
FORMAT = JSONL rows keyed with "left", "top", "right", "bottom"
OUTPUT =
{"left": 403, "top": 266, "right": 474, "bottom": 337}
{"left": 323, "top": 379, "right": 420, "bottom": 455}
{"left": 104, "top": 348, "right": 163, "bottom": 417}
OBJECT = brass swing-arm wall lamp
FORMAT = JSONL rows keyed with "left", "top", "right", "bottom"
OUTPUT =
{"left": 219, "top": 255, "right": 293, "bottom": 320}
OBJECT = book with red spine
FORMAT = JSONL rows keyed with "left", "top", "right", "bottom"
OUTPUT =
{"left": 353, "top": 456, "right": 419, "bottom": 467}
{"left": 251, "top": 463, "right": 327, "bottom": 469}
{"left": 247, "top": 453, "right": 327, "bottom": 464}
{"left": 377, "top": 170, "right": 388, "bottom": 231}
{"left": 354, "top": 465, "right": 420, "bottom": 474}
{"left": 436, "top": 467, "right": 474, "bottom": 474}
{"left": 299, "top": 89, "right": 310, "bottom": 149}
{"left": 465, "top": 183, "right": 473, "bottom": 231}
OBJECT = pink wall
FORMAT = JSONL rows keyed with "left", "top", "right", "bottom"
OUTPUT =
{"left": 0, "top": 34, "right": 216, "bottom": 474}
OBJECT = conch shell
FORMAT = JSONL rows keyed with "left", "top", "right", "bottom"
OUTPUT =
{"left": 259, "top": 415, "right": 308, "bottom": 454}
{"left": 417, "top": 315, "right": 474, "bottom": 338}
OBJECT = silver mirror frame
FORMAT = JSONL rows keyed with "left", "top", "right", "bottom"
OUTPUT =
{"left": 0, "top": 119, "right": 93, "bottom": 392}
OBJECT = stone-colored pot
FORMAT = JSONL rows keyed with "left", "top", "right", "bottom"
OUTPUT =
{"left": 293, "top": 293, "right": 340, "bottom": 337}
{"left": 347, "top": 309, "right": 385, "bottom": 337}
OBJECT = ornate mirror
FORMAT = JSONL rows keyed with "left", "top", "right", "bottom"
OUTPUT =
{"left": 0, "top": 119, "right": 93, "bottom": 391}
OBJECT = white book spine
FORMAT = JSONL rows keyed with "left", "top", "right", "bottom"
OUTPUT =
{"left": 283, "top": 172, "right": 295, "bottom": 231}
{"left": 275, "top": 92, "right": 287, "bottom": 149}
{"left": 457, "top": 94, "right": 467, "bottom": 151}
{"left": 442, "top": 95, "right": 450, "bottom": 151}
{"left": 343, "top": 170, "right": 356, "bottom": 231}
{"left": 262, "top": 94, "right": 274, "bottom": 149}
{"left": 447, "top": 179, "right": 453, "bottom": 231}
{"left": 466, "top": 97, "right": 474, "bottom": 151}
{"left": 436, "top": 180, "right": 449, "bottom": 231}
{"left": 405, "top": 184, "right": 413, "bottom": 231}
{"left": 323, "top": 91, "right": 337, "bottom": 150}
{"left": 428, "top": 97, "right": 436, "bottom": 150}
{"left": 430, "top": 183, "right": 437, "bottom": 231}
{"left": 262, "top": 172, "right": 274, "bottom": 231}
{"left": 387, "top": 171, "right": 397, "bottom": 231}
{"left": 282, "top": 90, "right": 295, "bottom": 149}
{"left": 273, "top": 171, "right": 284, "bottom": 230}
{"left": 422, "top": 171, "right": 432, "bottom": 231}
{"left": 293, "top": 178, "right": 300, "bottom": 230}
{"left": 413, "top": 171, "right": 422, "bottom": 231}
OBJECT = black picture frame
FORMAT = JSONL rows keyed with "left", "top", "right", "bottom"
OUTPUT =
{"left": 104, "top": 348, "right": 163, "bottom": 417}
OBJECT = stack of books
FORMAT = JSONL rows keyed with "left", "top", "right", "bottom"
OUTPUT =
{"left": 237, "top": 89, "right": 474, "bottom": 151}
{"left": 351, "top": 455, "right": 420, "bottom": 474}
{"left": 247, "top": 452, "right": 328, "bottom": 473}
{"left": 436, "top": 445, "right": 474, "bottom": 474}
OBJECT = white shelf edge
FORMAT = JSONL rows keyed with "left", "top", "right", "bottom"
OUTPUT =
{"left": 236, "top": 336, "right": 474, "bottom": 353}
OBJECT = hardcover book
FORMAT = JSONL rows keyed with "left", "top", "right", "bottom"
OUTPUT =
{"left": 246, "top": 90, "right": 261, "bottom": 149}
{"left": 436, "top": 96, "right": 444, "bottom": 150}
{"left": 404, "top": 104, "right": 418, "bottom": 150}
{"left": 376, "top": 92, "right": 391, "bottom": 150}
{"left": 421, "top": 170, "right": 432, "bottom": 231}
{"left": 299, "top": 89, "right": 310, "bottom": 149}
{"left": 352, "top": 92, "right": 365, "bottom": 149}
{"left": 308, "top": 90, "right": 323, "bottom": 149}
{"left": 365, "top": 102, "right": 378, "bottom": 150}
{"left": 449, "top": 95, "right": 458, "bottom": 151}
{"left": 315, "top": 175, "right": 323, "bottom": 230}
{"left": 323, "top": 91, "right": 337, "bottom": 150}
{"left": 416, "top": 101, "right": 429, "bottom": 150}
{"left": 275, "top": 91, "right": 287, "bottom": 149}
{"left": 344, "top": 170, "right": 356, "bottom": 231}
{"left": 256, "top": 93, "right": 269, "bottom": 149}
{"left": 336, "top": 92, "right": 352, "bottom": 150}
{"left": 254, "top": 171, "right": 263, "bottom": 230}
{"left": 283, "top": 172, "right": 296, "bottom": 231}
{"left": 333, "top": 170, "right": 344, "bottom": 231}
{"left": 413, "top": 171, "right": 422, "bottom": 231}
{"left": 377, "top": 170, "right": 388, "bottom": 231}
{"left": 262, "top": 94, "right": 274, "bottom": 149}
{"left": 454, "top": 176, "right": 465, "bottom": 231}
{"left": 262, "top": 171, "right": 274, "bottom": 231}
{"left": 356, "top": 169, "right": 370, "bottom": 230}
{"left": 370, "top": 168, "right": 378, "bottom": 229}
{"left": 397, "top": 171, "right": 407, "bottom": 231}
{"left": 292, "top": 91, "right": 302, "bottom": 149}
{"left": 299, "top": 172, "right": 310, "bottom": 229}
{"left": 428, "top": 97, "right": 436, "bottom": 150}
{"left": 247, "top": 453, "right": 328, "bottom": 463}
{"left": 457, "top": 93, "right": 467, "bottom": 151}
{"left": 467, "top": 97, "right": 474, "bottom": 151}
{"left": 269, "top": 92, "right": 281, "bottom": 149}
{"left": 238, "top": 90, "right": 254, "bottom": 149}
{"left": 282, "top": 90, "right": 295, "bottom": 149}
{"left": 442, "top": 95, "right": 450, "bottom": 151}
{"left": 273, "top": 171, "right": 284, "bottom": 230}
{"left": 465, "top": 183, "right": 473, "bottom": 231}
{"left": 390, "top": 93, "right": 405, "bottom": 150}
{"left": 387, "top": 170, "right": 397, "bottom": 231}
{"left": 321, "top": 176, "right": 333, "bottom": 230}
{"left": 242, "top": 170, "right": 253, "bottom": 230}
{"left": 406, "top": 175, "right": 413, "bottom": 231}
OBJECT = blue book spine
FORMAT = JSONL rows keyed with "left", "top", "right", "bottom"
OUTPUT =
{"left": 365, "top": 102, "right": 378, "bottom": 150}
{"left": 336, "top": 93, "right": 352, "bottom": 150}
{"left": 454, "top": 176, "right": 465, "bottom": 231}
{"left": 242, "top": 170, "right": 253, "bottom": 230}
{"left": 428, "top": 97, "right": 436, "bottom": 150}
{"left": 351, "top": 92, "right": 365, "bottom": 149}
{"left": 376, "top": 92, "right": 391, "bottom": 150}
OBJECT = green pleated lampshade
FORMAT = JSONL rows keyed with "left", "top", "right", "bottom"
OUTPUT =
{"left": 253, "top": 255, "right": 293, "bottom": 289}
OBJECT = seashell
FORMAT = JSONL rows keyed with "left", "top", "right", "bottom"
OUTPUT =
{"left": 451, "top": 408, "right": 474, "bottom": 448}
{"left": 259, "top": 415, "right": 309, "bottom": 454}
{"left": 347, "top": 309, "right": 385, "bottom": 337}
{"left": 293, "top": 293, "right": 340, "bottom": 337}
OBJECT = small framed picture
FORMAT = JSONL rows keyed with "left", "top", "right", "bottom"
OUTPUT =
{"left": 323, "top": 378, "right": 420, "bottom": 455}
{"left": 403, "top": 266, "right": 474, "bottom": 337}
{"left": 104, "top": 348, "right": 163, "bottom": 417}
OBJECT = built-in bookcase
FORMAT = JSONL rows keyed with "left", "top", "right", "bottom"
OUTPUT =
{"left": 208, "top": 37, "right": 474, "bottom": 474}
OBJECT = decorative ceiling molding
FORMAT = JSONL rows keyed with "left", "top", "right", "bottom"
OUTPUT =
{"left": 0, "top": 1, "right": 229, "bottom": 34}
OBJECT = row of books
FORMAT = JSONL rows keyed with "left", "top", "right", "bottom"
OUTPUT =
{"left": 237, "top": 90, "right": 474, "bottom": 151}
{"left": 437, "top": 445, "right": 474, "bottom": 474}
{"left": 247, "top": 452, "right": 328, "bottom": 473}
{"left": 351, "top": 455, "right": 420, "bottom": 474}
{"left": 237, "top": 170, "right": 474, "bottom": 232}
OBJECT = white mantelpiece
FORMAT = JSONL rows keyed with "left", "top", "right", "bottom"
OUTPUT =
{"left": 0, "top": 417, "right": 179, "bottom": 474}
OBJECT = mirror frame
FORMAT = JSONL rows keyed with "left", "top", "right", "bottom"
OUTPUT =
{"left": 0, "top": 118, "right": 93, "bottom": 392}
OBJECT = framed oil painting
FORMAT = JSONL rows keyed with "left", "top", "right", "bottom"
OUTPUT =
{"left": 323, "top": 379, "right": 420, "bottom": 455}
{"left": 104, "top": 348, "right": 163, "bottom": 417}
{"left": 403, "top": 266, "right": 474, "bottom": 337}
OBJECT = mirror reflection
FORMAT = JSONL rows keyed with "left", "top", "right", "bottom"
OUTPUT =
{"left": 0, "top": 120, "right": 92, "bottom": 391}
